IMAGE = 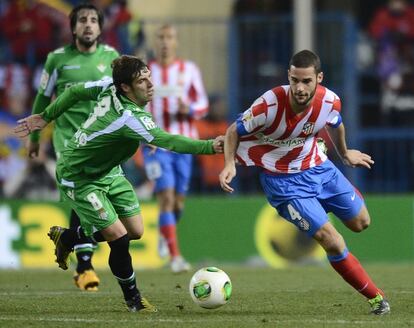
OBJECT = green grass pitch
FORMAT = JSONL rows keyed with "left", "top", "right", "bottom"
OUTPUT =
{"left": 1, "top": 264, "right": 413, "bottom": 327}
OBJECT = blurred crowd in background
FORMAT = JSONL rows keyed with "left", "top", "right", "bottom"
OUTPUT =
{"left": 1, "top": 0, "right": 414, "bottom": 199}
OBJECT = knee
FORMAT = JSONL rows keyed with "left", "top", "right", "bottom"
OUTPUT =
{"left": 347, "top": 215, "right": 370, "bottom": 233}
{"left": 128, "top": 226, "right": 144, "bottom": 240}
{"left": 158, "top": 190, "right": 175, "bottom": 211}
{"left": 313, "top": 224, "right": 345, "bottom": 255}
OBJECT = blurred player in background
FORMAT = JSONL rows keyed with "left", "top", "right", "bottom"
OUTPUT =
{"left": 15, "top": 55, "right": 223, "bottom": 312}
{"left": 29, "top": 3, "right": 119, "bottom": 291}
{"left": 143, "top": 24, "right": 209, "bottom": 273}
{"left": 219, "top": 50, "right": 390, "bottom": 315}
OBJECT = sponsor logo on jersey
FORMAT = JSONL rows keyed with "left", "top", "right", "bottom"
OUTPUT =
{"left": 63, "top": 65, "right": 81, "bottom": 70}
{"left": 257, "top": 133, "right": 305, "bottom": 148}
{"left": 123, "top": 204, "right": 140, "bottom": 211}
{"left": 98, "top": 209, "right": 108, "bottom": 220}
{"left": 139, "top": 116, "right": 157, "bottom": 130}
{"left": 39, "top": 70, "right": 49, "bottom": 90}
{"left": 97, "top": 64, "right": 107, "bottom": 73}
{"left": 302, "top": 122, "right": 315, "bottom": 135}
{"left": 66, "top": 190, "right": 75, "bottom": 200}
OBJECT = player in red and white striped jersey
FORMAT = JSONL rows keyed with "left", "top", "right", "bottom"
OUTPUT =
{"left": 143, "top": 24, "right": 209, "bottom": 273}
{"left": 235, "top": 84, "right": 340, "bottom": 173}
{"left": 220, "top": 50, "right": 390, "bottom": 315}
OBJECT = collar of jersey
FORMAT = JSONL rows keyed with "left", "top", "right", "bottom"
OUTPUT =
{"left": 118, "top": 93, "right": 145, "bottom": 113}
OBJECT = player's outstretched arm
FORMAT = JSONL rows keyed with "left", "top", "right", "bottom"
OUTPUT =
{"left": 219, "top": 123, "right": 239, "bottom": 193}
{"left": 14, "top": 114, "right": 48, "bottom": 138}
{"left": 150, "top": 128, "right": 223, "bottom": 155}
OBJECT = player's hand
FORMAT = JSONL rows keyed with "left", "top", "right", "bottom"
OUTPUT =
{"left": 212, "top": 136, "right": 224, "bottom": 153}
{"left": 27, "top": 140, "right": 40, "bottom": 158}
{"left": 342, "top": 149, "right": 374, "bottom": 169}
{"left": 219, "top": 164, "right": 236, "bottom": 193}
{"left": 14, "top": 114, "right": 47, "bottom": 138}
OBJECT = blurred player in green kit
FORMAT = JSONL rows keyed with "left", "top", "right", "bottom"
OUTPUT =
{"left": 15, "top": 55, "right": 223, "bottom": 312}
{"left": 29, "top": 3, "right": 119, "bottom": 291}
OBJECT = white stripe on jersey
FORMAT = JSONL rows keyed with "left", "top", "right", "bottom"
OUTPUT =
{"left": 84, "top": 77, "right": 113, "bottom": 90}
{"left": 86, "top": 110, "right": 154, "bottom": 143}
{"left": 44, "top": 68, "right": 58, "bottom": 97}
{"left": 124, "top": 113, "right": 154, "bottom": 142}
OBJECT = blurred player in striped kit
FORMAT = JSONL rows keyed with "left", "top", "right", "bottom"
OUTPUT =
{"left": 143, "top": 24, "right": 209, "bottom": 273}
{"left": 29, "top": 3, "right": 119, "bottom": 291}
{"left": 220, "top": 50, "right": 390, "bottom": 315}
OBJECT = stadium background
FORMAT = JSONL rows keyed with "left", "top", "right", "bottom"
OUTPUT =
{"left": 1, "top": 0, "right": 413, "bottom": 270}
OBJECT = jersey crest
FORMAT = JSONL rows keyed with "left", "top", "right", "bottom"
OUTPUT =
{"left": 302, "top": 122, "right": 315, "bottom": 135}
{"left": 97, "top": 64, "right": 107, "bottom": 73}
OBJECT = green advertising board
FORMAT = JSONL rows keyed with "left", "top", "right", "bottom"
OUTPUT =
{"left": 0, "top": 195, "right": 413, "bottom": 269}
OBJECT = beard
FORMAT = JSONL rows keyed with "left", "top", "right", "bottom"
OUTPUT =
{"left": 77, "top": 35, "right": 98, "bottom": 49}
{"left": 292, "top": 85, "right": 317, "bottom": 106}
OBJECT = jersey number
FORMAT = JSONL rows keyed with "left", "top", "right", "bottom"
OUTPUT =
{"left": 287, "top": 204, "right": 302, "bottom": 221}
{"left": 86, "top": 192, "right": 103, "bottom": 210}
{"left": 83, "top": 96, "right": 111, "bottom": 129}
{"left": 286, "top": 203, "right": 310, "bottom": 231}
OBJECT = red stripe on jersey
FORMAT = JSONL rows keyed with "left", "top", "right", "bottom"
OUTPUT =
{"left": 252, "top": 99, "right": 268, "bottom": 117}
{"left": 162, "top": 65, "right": 170, "bottom": 131}
{"left": 300, "top": 138, "right": 317, "bottom": 170}
{"left": 188, "top": 84, "right": 197, "bottom": 102}
{"left": 332, "top": 97, "right": 341, "bottom": 112}
{"left": 264, "top": 87, "right": 286, "bottom": 135}
{"left": 298, "top": 86, "right": 326, "bottom": 137}
{"left": 248, "top": 144, "right": 277, "bottom": 167}
{"left": 275, "top": 146, "right": 303, "bottom": 172}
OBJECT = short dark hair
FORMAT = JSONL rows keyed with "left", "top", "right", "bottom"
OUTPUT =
{"left": 69, "top": 3, "right": 104, "bottom": 35}
{"left": 289, "top": 50, "right": 321, "bottom": 73}
{"left": 111, "top": 55, "right": 148, "bottom": 93}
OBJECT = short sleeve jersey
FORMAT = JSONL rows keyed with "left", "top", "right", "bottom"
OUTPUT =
{"left": 235, "top": 85, "right": 342, "bottom": 174}
{"left": 37, "top": 44, "right": 119, "bottom": 154}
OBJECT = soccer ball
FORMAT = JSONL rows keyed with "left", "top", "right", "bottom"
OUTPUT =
{"left": 189, "top": 267, "right": 232, "bottom": 309}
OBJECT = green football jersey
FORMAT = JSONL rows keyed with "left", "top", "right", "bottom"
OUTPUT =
{"left": 31, "top": 44, "right": 119, "bottom": 155}
{"left": 41, "top": 80, "right": 215, "bottom": 183}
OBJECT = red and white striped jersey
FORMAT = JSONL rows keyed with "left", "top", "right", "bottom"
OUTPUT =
{"left": 146, "top": 59, "right": 208, "bottom": 138}
{"left": 236, "top": 85, "right": 342, "bottom": 174}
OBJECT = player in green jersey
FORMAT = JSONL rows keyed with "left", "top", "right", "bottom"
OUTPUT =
{"left": 29, "top": 3, "right": 119, "bottom": 291}
{"left": 15, "top": 55, "right": 223, "bottom": 312}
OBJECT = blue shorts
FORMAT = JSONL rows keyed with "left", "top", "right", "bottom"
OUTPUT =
{"left": 260, "top": 160, "right": 364, "bottom": 236}
{"left": 142, "top": 146, "right": 193, "bottom": 194}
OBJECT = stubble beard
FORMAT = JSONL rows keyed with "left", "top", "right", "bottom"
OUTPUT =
{"left": 292, "top": 85, "right": 318, "bottom": 107}
{"left": 77, "top": 36, "right": 98, "bottom": 49}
